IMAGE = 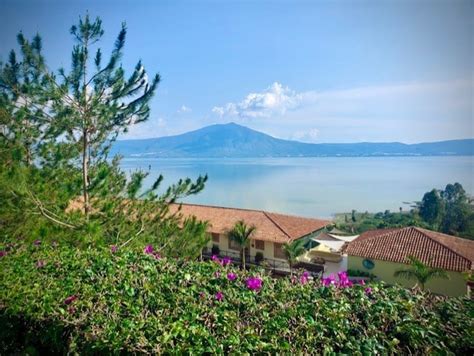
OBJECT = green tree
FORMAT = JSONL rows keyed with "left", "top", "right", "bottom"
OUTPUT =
{"left": 0, "top": 15, "right": 209, "bottom": 256}
{"left": 282, "top": 239, "right": 306, "bottom": 275}
{"left": 419, "top": 189, "right": 444, "bottom": 228}
{"left": 394, "top": 256, "right": 449, "bottom": 291}
{"left": 228, "top": 220, "right": 256, "bottom": 270}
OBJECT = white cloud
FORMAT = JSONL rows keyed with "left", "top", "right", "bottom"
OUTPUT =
{"left": 178, "top": 105, "right": 192, "bottom": 113}
{"left": 291, "top": 128, "right": 320, "bottom": 143}
{"left": 212, "top": 82, "right": 301, "bottom": 118}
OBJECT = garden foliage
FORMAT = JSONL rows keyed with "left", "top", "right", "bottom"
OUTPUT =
{"left": 1, "top": 241, "right": 472, "bottom": 354}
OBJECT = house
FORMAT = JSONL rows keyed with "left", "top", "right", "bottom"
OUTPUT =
{"left": 169, "top": 203, "right": 331, "bottom": 268}
{"left": 299, "top": 231, "right": 359, "bottom": 276}
{"left": 345, "top": 226, "right": 474, "bottom": 297}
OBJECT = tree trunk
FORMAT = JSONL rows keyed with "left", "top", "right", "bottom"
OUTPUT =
{"left": 82, "top": 129, "right": 90, "bottom": 219}
{"left": 241, "top": 247, "right": 246, "bottom": 270}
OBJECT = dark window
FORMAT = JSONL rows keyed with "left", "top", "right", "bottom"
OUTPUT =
{"left": 255, "top": 240, "right": 265, "bottom": 251}
{"left": 211, "top": 233, "right": 220, "bottom": 243}
{"left": 274, "top": 243, "right": 286, "bottom": 259}
{"left": 363, "top": 259, "right": 375, "bottom": 270}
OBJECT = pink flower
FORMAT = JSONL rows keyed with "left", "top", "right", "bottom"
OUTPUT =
{"left": 0, "top": 251, "right": 6, "bottom": 258}
{"left": 211, "top": 255, "right": 221, "bottom": 265}
{"left": 64, "top": 295, "right": 78, "bottom": 305}
{"left": 215, "top": 291, "right": 224, "bottom": 301}
{"left": 322, "top": 274, "right": 336, "bottom": 287}
{"left": 246, "top": 277, "right": 263, "bottom": 291}
{"left": 227, "top": 272, "right": 237, "bottom": 281}
{"left": 222, "top": 256, "right": 231, "bottom": 266}
{"left": 365, "top": 287, "right": 372, "bottom": 295}
{"left": 144, "top": 244, "right": 154, "bottom": 254}
{"left": 36, "top": 260, "right": 46, "bottom": 268}
{"left": 110, "top": 245, "right": 118, "bottom": 253}
{"left": 33, "top": 240, "right": 41, "bottom": 246}
{"left": 153, "top": 252, "right": 161, "bottom": 260}
{"left": 300, "top": 271, "right": 309, "bottom": 285}
{"left": 358, "top": 279, "right": 366, "bottom": 286}
{"left": 215, "top": 271, "right": 221, "bottom": 278}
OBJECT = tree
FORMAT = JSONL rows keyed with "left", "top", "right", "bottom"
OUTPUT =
{"left": 394, "top": 256, "right": 449, "bottom": 291}
{"left": 419, "top": 189, "right": 444, "bottom": 228}
{"left": 440, "top": 183, "right": 470, "bottom": 235}
{"left": 1, "top": 15, "right": 160, "bottom": 218}
{"left": 0, "top": 15, "right": 209, "bottom": 257}
{"left": 228, "top": 220, "right": 256, "bottom": 270}
{"left": 282, "top": 239, "right": 306, "bottom": 275}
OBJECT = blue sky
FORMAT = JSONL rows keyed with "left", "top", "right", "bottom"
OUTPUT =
{"left": 1, "top": 0, "right": 472, "bottom": 143}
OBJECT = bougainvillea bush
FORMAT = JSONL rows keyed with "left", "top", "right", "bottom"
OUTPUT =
{"left": 0, "top": 241, "right": 472, "bottom": 354}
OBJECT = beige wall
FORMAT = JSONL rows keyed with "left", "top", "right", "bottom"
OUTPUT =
{"left": 348, "top": 255, "right": 468, "bottom": 297}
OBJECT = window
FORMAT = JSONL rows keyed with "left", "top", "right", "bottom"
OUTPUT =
{"left": 273, "top": 243, "right": 286, "bottom": 259}
{"left": 228, "top": 238, "right": 241, "bottom": 251}
{"left": 255, "top": 240, "right": 265, "bottom": 251}
{"left": 363, "top": 259, "right": 375, "bottom": 270}
{"left": 211, "top": 233, "right": 220, "bottom": 243}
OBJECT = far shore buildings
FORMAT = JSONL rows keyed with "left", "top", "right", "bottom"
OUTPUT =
{"left": 170, "top": 203, "right": 331, "bottom": 269}
{"left": 345, "top": 227, "right": 474, "bottom": 297}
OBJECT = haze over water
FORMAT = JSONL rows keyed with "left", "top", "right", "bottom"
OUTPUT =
{"left": 121, "top": 156, "right": 473, "bottom": 219}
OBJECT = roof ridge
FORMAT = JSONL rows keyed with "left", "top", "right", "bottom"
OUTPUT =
{"left": 177, "top": 202, "right": 330, "bottom": 222}
{"left": 262, "top": 211, "right": 292, "bottom": 241}
{"left": 413, "top": 227, "right": 473, "bottom": 264}
{"left": 353, "top": 227, "right": 402, "bottom": 244}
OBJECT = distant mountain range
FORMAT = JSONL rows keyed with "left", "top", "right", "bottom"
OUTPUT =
{"left": 111, "top": 123, "right": 474, "bottom": 158}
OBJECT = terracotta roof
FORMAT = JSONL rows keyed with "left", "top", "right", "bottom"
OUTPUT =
{"left": 345, "top": 227, "right": 474, "bottom": 272}
{"left": 169, "top": 203, "right": 331, "bottom": 244}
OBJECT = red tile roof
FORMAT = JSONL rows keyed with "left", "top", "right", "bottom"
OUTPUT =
{"left": 169, "top": 203, "right": 331, "bottom": 244}
{"left": 346, "top": 227, "right": 474, "bottom": 272}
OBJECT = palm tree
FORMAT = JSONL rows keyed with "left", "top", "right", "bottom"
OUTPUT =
{"left": 228, "top": 220, "right": 256, "bottom": 270}
{"left": 394, "top": 256, "right": 449, "bottom": 291}
{"left": 283, "top": 239, "right": 306, "bottom": 275}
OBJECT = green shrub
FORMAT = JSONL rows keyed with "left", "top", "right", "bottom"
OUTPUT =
{"left": 211, "top": 244, "right": 220, "bottom": 256}
{"left": 348, "top": 268, "right": 377, "bottom": 280}
{"left": 0, "top": 241, "right": 472, "bottom": 354}
{"left": 255, "top": 251, "right": 264, "bottom": 264}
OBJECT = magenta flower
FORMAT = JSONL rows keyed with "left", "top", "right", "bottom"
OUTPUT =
{"left": 144, "top": 244, "right": 154, "bottom": 254}
{"left": 222, "top": 256, "right": 231, "bottom": 266}
{"left": 33, "top": 240, "right": 41, "bottom": 246}
{"left": 322, "top": 274, "right": 336, "bottom": 287}
{"left": 110, "top": 245, "right": 118, "bottom": 253}
{"left": 0, "top": 251, "right": 6, "bottom": 258}
{"left": 300, "top": 271, "right": 309, "bottom": 285}
{"left": 64, "top": 295, "right": 78, "bottom": 305}
{"left": 215, "top": 291, "right": 224, "bottom": 301}
{"left": 358, "top": 279, "right": 366, "bottom": 286}
{"left": 246, "top": 277, "right": 263, "bottom": 291}
{"left": 365, "top": 287, "right": 372, "bottom": 295}
{"left": 227, "top": 272, "right": 237, "bottom": 281}
{"left": 36, "top": 260, "right": 46, "bottom": 268}
{"left": 211, "top": 255, "right": 222, "bottom": 265}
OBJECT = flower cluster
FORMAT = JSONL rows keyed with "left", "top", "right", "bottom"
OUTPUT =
{"left": 64, "top": 295, "right": 78, "bottom": 305}
{"left": 144, "top": 245, "right": 160, "bottom": 260}
{"left": 227, "top": 272, "right": 237, "bottom": 281}
{"left": 321, "top": 271, "right": 354, "bottom": 288}
{"left": 300, "top": 271, "right": 309, "bottom": 285}
{"left": 211, "top": 255, "right": 232, "bottom": 266}
{"left": 246, "top": 277, "right": 263, "bottom": 291}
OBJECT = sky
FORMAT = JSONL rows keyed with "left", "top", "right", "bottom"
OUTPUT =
{"left": 1, "top": 0, "right": 472, "bottom": 143}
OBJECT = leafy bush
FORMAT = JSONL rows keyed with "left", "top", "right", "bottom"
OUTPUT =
{"left": 348, "top": 268, "right": 377, "bottom": 280}
{"left": 255, "top": 251, "right": 264, "bottom": 264}
{"left": 0, "top": 241, "right": 472, "bottom": 354}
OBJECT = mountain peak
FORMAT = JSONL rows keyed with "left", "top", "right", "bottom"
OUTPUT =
{"left": 112, "top": 124, "right": 474, "bottom": 158}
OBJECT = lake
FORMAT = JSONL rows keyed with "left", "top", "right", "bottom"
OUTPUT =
{"left": 120, "top": 156, "right": 474, "bottom": 219}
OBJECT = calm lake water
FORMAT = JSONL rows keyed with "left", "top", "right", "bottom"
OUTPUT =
{"left": 120, "top": 156, "right": 474, "bottom": 219}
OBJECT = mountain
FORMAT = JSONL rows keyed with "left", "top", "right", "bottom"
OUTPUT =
{"left": 111, "top": 123, "right": 474, "bottom": 158}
